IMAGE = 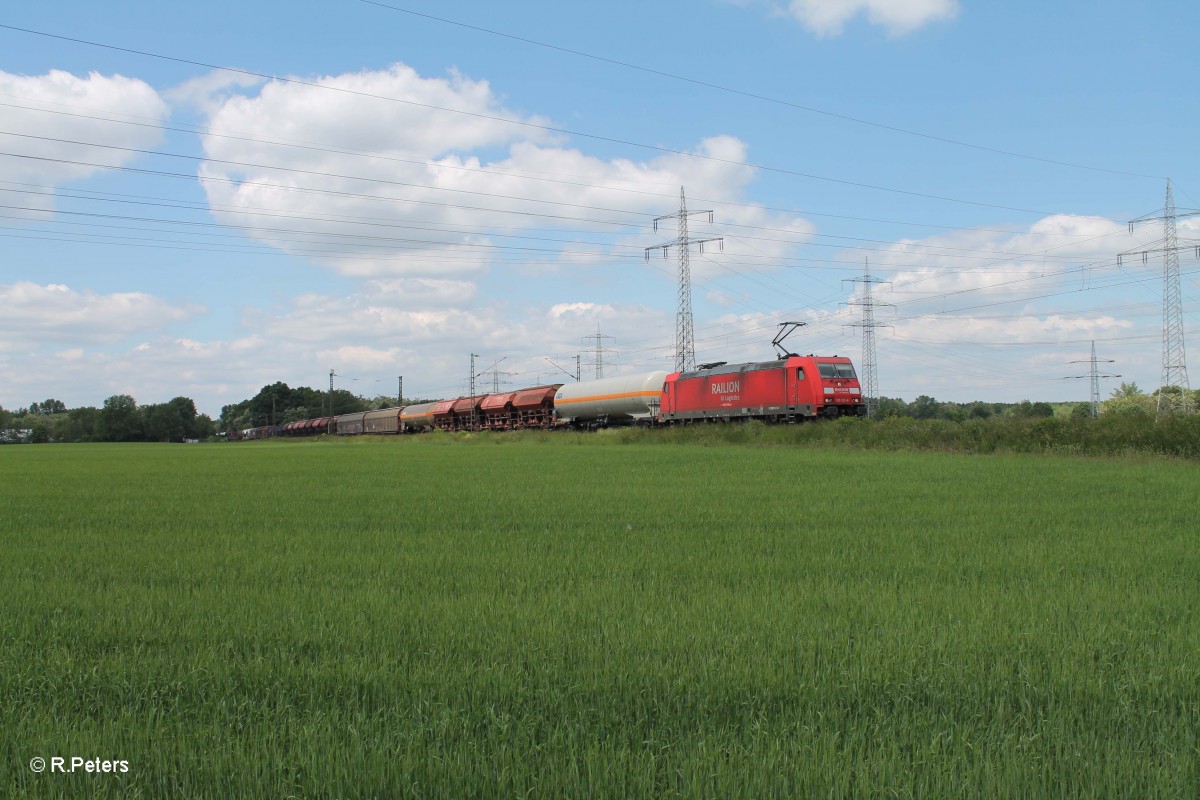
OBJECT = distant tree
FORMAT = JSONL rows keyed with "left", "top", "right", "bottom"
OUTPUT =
{"left": 1070, "top": 403, "right": 1094, "bottom": 419}
{"left": 942, "top": 403, "right": 968, "bottom": 423}
{"left": 194, "top": 414, "right": 216, "bottom": 440}
{"left": 52, "top": 407, "right": 100, "bottom": 442}
{"left": 31, "top": 399, "right": 68, "bottom": 415}
{"left": 0, "top": 405, "right": 12, "bottom": 430}
{"left": 141, "top": 403, "right": 178, "bottom": 443}
{"left": 28, "top": 417, "right": 51, "bottom": 444}
{"left": 873, "top": 397, "right": 908, "bottom": 418}
{"left": 1101, "top": 382, "right": 1154, "bottom": 417}
{"left": 368, "top": 394, "right": 401, "bottom": 410}
{"left": 328, "top": 388, "right": 369, "bottom": 417}
{"left": 281, "top": 406, "right": 310, "bottom": 425}
{"left": 908, "top": 395, "right": 940, "bottom": 420}
{"left": 98, "top": 394, "right": 140, "bottom": 441}
{"left": 139, "top": 396, "right": 200, "bottom": 442}
{"left": 222, "top": 383, "right": 369, "bottom": 430}
{"left": 966, "top": 401, "right": 994, "bottom": 420}
{"left": 1013, "top": 400, "right": 1055, "bottom": 419}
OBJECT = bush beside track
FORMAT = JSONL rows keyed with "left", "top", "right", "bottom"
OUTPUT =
{"left": 404, "top": 414, "right": 1200, "bottom": 459}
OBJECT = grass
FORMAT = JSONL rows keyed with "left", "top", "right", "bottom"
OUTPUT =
{"left": 2, "top": 436, "right": 1199, "bottom": 798}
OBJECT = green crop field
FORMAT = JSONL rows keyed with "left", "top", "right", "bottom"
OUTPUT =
{"left": 2, "top": 435, "right": 1198, "bottom": 798}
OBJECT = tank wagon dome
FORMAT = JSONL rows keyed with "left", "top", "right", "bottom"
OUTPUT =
{"left": 554, "top": 370, "right": 668, "bottom": 424}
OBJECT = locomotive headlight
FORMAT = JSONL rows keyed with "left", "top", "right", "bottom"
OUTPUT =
{"left": 850, "top": 388, "right": 860, "bottom": 394}
{"left": 823, "top": 387, "right": 834, "bottom": 395}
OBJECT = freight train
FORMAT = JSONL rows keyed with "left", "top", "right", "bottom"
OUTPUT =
{"left": 236, "top": 354, "right": 864, "bottom": 439}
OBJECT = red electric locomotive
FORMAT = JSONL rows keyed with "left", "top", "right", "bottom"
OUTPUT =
{"left": 659, "top": 355, "right": 865, "bottom": 423}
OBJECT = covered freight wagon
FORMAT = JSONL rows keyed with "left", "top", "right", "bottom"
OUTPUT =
{"left": 335, "top": 411, "right": 366, "bottom": 435}
{"left": 363, "top": 407, "right": 402, "bottom": 434}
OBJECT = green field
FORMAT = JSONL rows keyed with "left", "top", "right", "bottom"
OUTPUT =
{"left": 2, "top": 435, "right": 1198, "bottom": 798}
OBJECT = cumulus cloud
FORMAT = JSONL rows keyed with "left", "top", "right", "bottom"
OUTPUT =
{"left": 163, "top": 70, "right": 265, "bottom": 114}
{"left": 194, "top": 65, "right": 812, "bottom": 284}
{"left": 845, "top": 214, "right": 1140, "bottom": 310}
{"left": 780, "top": 0, "right": 960, "bottom": 36}
{"left": 0, "top": 70, "right": 167, "bottom": 203}
{"left": 0, "top": 282, "right": 200, "bottom": 345}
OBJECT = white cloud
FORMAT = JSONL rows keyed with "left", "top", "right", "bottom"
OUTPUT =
{"left": 0, "top": 281, "right": 200, "bottom": 345}
{"left": 0, "top": 70, "right": 167, "bottom": 200}
{"left": 163, "top": 70, "right": 265, "bottom": 114}
{"left": 194, "top": 66, "right": 812, "bottom": 284}
{"left": 846, "top": 214, "right": 1140, "bottom": 310}
{"left": 781, "top": 0, "right": 959, "bottom": 36}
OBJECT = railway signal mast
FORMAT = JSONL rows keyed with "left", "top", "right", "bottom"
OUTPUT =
{"left": 646, "top": 187, "right": 723, "bottom": 373}
{"left": 1119, "top": 179, "right": 1199, "bottom": 415}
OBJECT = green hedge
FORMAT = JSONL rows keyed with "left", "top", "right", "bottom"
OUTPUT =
{"left": 527, "top": 415, "right": 1200, "bottom": 459}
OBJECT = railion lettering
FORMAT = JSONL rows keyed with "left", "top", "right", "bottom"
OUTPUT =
{"left": 711, "top": 380, "right": 740, "bottom": 394}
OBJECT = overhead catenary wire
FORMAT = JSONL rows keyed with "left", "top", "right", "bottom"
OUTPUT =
{"left": 0, "top": 24, "right": 1184, "bottom": 406}
{"left": 357, "top": 1, "right": 1162, "bottom": 182}
{"left": 0, "top": 23, "right": 1076, "bottom": 216}
{"left": 0, "top": 97, "right": 1126, "bottom": 238}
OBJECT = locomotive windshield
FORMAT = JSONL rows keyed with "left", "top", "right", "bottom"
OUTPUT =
{"left": 818, "top": 362, "right": 857, "bottom": 380}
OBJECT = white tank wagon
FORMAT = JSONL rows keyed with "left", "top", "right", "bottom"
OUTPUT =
{"left": 399, "top": 401, "right": 438, "bottom": 432}
{"left": 554, "top": 371, "right": 668, "bottom": 426}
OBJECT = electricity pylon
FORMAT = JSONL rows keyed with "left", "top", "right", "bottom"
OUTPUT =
{"left": 1119, "top": 179, "right": 1199, "bottom": 415}
{"left": 646, "top": 187, "right": 723, "bottom": 373}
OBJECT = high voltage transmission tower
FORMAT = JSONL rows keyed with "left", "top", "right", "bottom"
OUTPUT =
{"left": 843, "top": 260, "right": 892, "bottom": 418}
{"left": 646, "top": 187, "right": 723, "bottom": 373}
{"left": 1119, "top": 179, "right": 1200, "bottom": 415}
{"left": 1066, "top": 341, "right": 1119, "bottom": 418}
{"left": 582, "top": 326, "right": 615, "bottom": 379}
{"left": 481, "top": 361, "right": 514, "bottom": 393}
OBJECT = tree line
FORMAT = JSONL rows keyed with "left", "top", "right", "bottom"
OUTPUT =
{"left": 1, "top": 396, "right": 215, "bottom": 444}
{"left": 1, "top": 381, "right": 425, "bottom": 444}
{"left": 216, "top": 381, "right": 428, "bottom": 433}
{"left": 3, "top": 381, "right": 1194, "bottom": 444}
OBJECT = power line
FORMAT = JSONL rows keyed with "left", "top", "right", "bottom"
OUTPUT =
{"left": 0, "top": 100, "right": 1123, "bottom": 238}
{"left": 0, "top": 22, "right": 1066, "bottom": 215}
{"left": 358, "top": 0, "right": 1161, "bottom": 181}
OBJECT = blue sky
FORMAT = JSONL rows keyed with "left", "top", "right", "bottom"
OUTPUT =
{"left": 2, "top": 0, "right": 1197, "bottom": 415}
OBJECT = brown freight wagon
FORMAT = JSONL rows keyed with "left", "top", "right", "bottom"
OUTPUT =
{"left": 336, "top": 412, "right": 366, "bottom": 435}
{"left": 512, "top": 384, "right": 562, "bottom": 428}
{"left": 479, "top": 392, "right": 516, "bottom": 429}
{"left": 447, "top": 396, "right": 485, "bottom": 431}
{"left": 363, "top": 407, "right": 403, "bottom": 434}
{"left": 430, "top": 400, "right": 457, "bottom": 431}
